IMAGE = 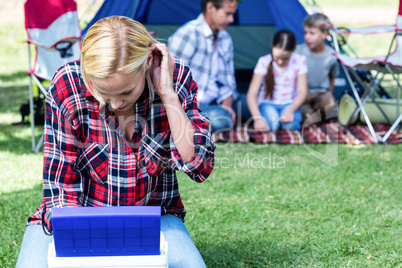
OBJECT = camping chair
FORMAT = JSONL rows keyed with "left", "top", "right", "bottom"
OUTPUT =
{"left": 328, "top": 1, "right": 402, "bottom": 143}
{"left": 24, "top": 0, "right": 82, "bottom": 152}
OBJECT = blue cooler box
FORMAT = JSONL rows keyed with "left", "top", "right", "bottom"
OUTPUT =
{"left": 52, "top": 206, "right": 161, "bottom": 257}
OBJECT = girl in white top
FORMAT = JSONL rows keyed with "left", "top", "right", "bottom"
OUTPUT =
{"left": 247, "top": 29, "right": 308, "bottom": 132}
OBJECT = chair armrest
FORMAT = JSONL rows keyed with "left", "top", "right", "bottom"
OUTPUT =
{"left": 324, "top": 23, "right": 396, "bottom": 35}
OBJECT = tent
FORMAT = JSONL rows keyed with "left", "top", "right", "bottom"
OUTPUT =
{"left": 83, "top": 0, "right": 308, "bottom": 91}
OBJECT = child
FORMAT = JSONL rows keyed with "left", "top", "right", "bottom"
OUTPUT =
{"left": 296, "top": 13, "right": 338, "bottom": 123}
{"left": 247, "top": 29, "right": 307, "bottom": 132}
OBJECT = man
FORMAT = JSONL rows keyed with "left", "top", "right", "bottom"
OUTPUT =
{"left": 168, "top": 0, "right": 249, "bottom": 132}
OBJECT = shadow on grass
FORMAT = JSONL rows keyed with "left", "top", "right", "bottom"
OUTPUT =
{"left": 0, "top": 123, "right": 43, "bottom": 154}
{"left": 0, "top": 184, "right": 42, "bottom": 267}
{"left": 0, "top": 71, "right": 28, "bottom": 83}
{"left": 201, "top": 238, "right": 307, "bottom": 267}
{"left": 0, "top": 85, "right": 30, "bottom": 114}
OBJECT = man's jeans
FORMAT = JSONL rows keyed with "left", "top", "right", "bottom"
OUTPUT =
{"left": 201, "top": 93, "right": 251, "bottom": 132}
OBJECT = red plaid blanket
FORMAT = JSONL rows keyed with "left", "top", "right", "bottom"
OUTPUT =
{"left": 214, "top": 121, "right": 402, "bottom": 144}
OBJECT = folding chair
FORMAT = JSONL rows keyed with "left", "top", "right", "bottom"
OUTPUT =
{"left": 328, "top": 1, "right": 402, "bottom": 143}
{"left": 24, "top": 0, "right": 82, "bottom": 152}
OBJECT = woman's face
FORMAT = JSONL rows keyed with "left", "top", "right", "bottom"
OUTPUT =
{"left": 90, "top": 71, "right": 146, "bottom": 112}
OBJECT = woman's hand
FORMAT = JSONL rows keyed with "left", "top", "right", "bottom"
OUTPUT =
{"left": 150, "top": 44, "right": 195, "bottom": 161}
{"left": 150, "top": 43, "right": 175, "bottom": 101}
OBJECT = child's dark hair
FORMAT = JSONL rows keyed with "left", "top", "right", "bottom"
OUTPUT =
{"left": 265, "top": 29, "right": 297, "bottom": 99}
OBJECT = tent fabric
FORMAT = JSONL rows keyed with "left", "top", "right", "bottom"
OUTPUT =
{"left": 82, "top": 0, "right": 133, "bottom": 32}
{"left": 82, "top": 0, "right": 308, "bottom": 72}
{"left": 83, "top": 0, "right": 308, "bottom": 39}
{"left": 266, "top": 0, "right": 307, "bottom": 39}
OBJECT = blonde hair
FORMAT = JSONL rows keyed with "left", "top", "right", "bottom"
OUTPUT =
{"left": 81, "top": 16, "right": 159, "bottom": 105}
{"left": 303, "top": 13, "right": 331, "bottom": 32}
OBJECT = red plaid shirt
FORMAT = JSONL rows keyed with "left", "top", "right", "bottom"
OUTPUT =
{"left": 28, "top": 59, "right": 215, "bottom": 234}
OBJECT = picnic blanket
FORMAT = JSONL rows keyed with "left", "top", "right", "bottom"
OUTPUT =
{"left": 214, "top": 121, "right": 402, "bottom": 144}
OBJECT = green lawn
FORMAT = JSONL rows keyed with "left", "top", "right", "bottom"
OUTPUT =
{"left": 1, "top": 2, "right": 402, "bottom": 268}
{"left": 180, "top": 143, "right": 401, "bottom": 267}
{"left": 1, "top": 126, "right": 401, "bottom": 267}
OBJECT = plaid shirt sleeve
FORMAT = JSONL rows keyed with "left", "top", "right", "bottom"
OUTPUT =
{"left": 169, "top": 59, "right": 215, "bottom": 181}
{"left": 34, "top": 66, "right": 86, "bottom": 233}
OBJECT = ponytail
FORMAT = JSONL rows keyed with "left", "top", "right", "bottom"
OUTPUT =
{"left": 264, "top": 58, "right": 274, "bottom": 99}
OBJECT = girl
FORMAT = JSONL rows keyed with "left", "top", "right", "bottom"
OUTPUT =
{"left": 247, "top": 29, "right": 307, "bottom": 132}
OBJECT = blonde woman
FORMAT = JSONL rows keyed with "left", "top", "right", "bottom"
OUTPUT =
{"left": 17, "top": 16, "right": 214, "bottom": 268}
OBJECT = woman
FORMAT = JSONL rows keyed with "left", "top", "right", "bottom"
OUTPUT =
{"left": 17, "top": 16, "right": 215, "bottom": 268}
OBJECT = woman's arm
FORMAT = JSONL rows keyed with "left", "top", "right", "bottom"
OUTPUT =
{"left": 150, "top": 43, "right": 195, "bottom": 162}
{"left": 161, "top": 94, "right": 195, "bottom": 162}
{"left": 41, "top": 70, "right": 84, "bottom": 233}
{"left": 150, "top": 43, "right": 215, "bottom": 181}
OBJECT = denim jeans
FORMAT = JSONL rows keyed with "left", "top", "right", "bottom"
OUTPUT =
{"left": 16, "top": 215, "right": 206, "bottom": 268}
{"left": 259, "top": 103, "right": 302, "bottom": 132}
{"left": 201, "top": 93, "right": 251, "bottom": 133}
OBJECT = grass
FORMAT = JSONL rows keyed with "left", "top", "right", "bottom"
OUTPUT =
{"left": 1, "top": 2, "right": 402, "bottom": 268}
{"left": 1, "top": 128, "right": 401, "bottom": 267}
{"left": 179, "top": 143, "right": 402, "bottom": 267}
